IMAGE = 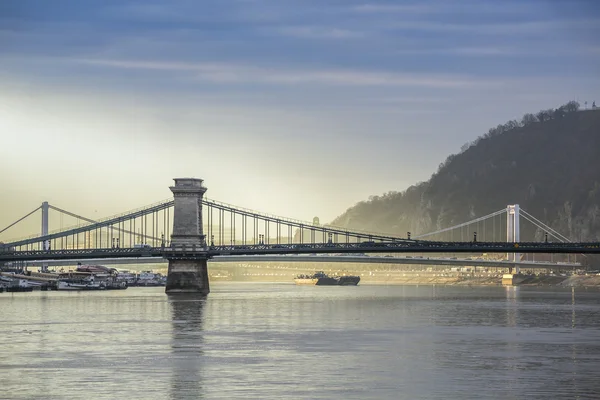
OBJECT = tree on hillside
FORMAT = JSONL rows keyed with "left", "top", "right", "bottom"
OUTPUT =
{"left": 554, "top": 106, "right": 566, "bottom": 119}
{"left": 521, "top": 113, "right": 537, "bottom": 126}
{"left": 537, "top": 109, "right": 551, "bottom": 122}
{"left": 563, "top": 101, "right": 580, "bottom": 113}
{"left": 504, "top": 119, "right": 520, "bottom": 130}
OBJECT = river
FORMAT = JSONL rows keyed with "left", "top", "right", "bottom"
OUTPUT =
{"left": 1, "top": 283, "right": 599, "bottom": 399}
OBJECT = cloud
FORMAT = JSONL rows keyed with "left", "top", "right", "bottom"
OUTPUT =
{"left": 364, "top": 96, "right": 453, "bottom": 104}
{"left": 277, "top": 26, "right": 365, "bottom": 39}
{"left": 352, "top": 4, "right": 435, "bottom": 14}
{"left": 105, "top": 0, "right": 301, "bottom": 24}
{"left": 351, "top": 1, "right": 538, "bottom": 15}
{"left": 384, "top": 18, "right": 600, "bottom": 35}
{"left": 448, "top": 47, "right": 518, "bottom": 56}
{"left": 434, "top": 44, "right": 600, "bottom": 57}
{"left": 111, "top": 3, "right": 182, "bottom": 20}
{"left": 76, "top": 58, "right": 491, "bottom": 88}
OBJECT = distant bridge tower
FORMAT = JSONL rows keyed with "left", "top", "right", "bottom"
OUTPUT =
{"left": 41, "top": 201, "right": 49, "bottom": 246}
{"left": 506, "top": 204, "right": 520, "bottom": 272}
{"left": 165, "top": 178, "right": 210, "bottom": 295}
{"left": 41, "top": 201, "right": 49, "bottom": 272}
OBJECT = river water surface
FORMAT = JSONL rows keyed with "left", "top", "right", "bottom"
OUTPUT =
{"left": 1, "top": 283, "right": 599, "bottom": 399}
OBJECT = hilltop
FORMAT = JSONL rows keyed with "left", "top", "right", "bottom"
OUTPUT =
{"left": 330, "top": 103, "right": 600, "bottom": 244}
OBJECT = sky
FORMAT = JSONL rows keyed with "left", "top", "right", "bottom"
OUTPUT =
{"left": 1, "top": 0, "right": 599, "bottom": 240}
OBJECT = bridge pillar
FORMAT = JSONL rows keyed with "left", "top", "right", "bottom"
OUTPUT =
{"left": 41, "top": 201, "right": 49, "bottom": 272}
{"left": 165, "top": 178, "right": 210, "bottom": 295}
{"left": 507, "top": 204, "right": 520, "bottom": 274}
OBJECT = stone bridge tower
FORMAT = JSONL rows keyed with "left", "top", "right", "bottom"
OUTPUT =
{"left": 165, "top": 178, "right": 210, "bottom": 295}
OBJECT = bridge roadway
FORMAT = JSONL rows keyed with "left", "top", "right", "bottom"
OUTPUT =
{"left": 1, "top": 240, "right": 599, "bottom": 263}
{"left": 18, "top": 254, "right": 580, "bottom": 269}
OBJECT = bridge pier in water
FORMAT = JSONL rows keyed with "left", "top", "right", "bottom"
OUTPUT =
{"left": 165, "top": 178, "right": 210, "bottom": 295}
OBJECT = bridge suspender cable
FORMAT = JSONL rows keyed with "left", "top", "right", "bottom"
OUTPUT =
{"left": 412, "top": 209, "right": 506, "bottom": 239}
{"left": 48, "top": 205, "right": 97, "bottom": 224}
{"left": 520, "top": 209, "right": 588, "bottom": 260}
{"left": 519, "top": 213, "right": 566, "bottom": 242}
{"left": 0, "top": 206, "right": 41, "bottom": 235}
{"left": 520, "top": 209, "right": 572, "bottom": 242}
{"left": 48, "top": 204, "right": 164, "bottom": 242}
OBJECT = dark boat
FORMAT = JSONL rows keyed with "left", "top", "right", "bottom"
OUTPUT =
{"left": 76, "top": 264, "right": 118, "bottom": 275}
{"left": 6, "top": 286, "right": 34, "bottom": 292}
{"left": 294, "top": 271, "right": 360, "bottom": 286}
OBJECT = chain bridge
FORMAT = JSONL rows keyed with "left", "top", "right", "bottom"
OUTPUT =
{"left": 1, "top": 178, "right": 599, "bottom": 294}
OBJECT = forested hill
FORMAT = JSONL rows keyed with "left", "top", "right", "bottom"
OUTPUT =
{"left": 330, "top": 103, "right": 600, "bottom": 242}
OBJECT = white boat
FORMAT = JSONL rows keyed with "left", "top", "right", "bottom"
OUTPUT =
{"left": 57, "top": 280, "right": 104, "bottom": 290}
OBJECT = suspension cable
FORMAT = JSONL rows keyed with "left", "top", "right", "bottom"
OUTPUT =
{"left": 521, "top": 209, "right": 588, "bottom": 259}
{"left": 48, "top": 204, "right": 163, "bottom": 242}
{"left": 519, "top": 213, "right": 562, "bottom": 241}
{"left": 521, "top": 209, "right": 571, "bottom": 242}
{"left": 413, "top": 209, "right": 506, "bottom": 239}
{"left": 48, "top": 205, "right": 95, "bottom": 224}
{"left": 0, "top": 206, "right": 41, "bottom": 235}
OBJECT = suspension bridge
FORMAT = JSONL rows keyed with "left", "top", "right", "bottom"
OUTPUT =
{"left": 1, "top": 178, "right": 598, "bottom": 294}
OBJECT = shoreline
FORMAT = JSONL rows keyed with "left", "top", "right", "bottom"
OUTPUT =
{"left": 334, "top": 274, "right": 600, "bottom": 288}
{"left": 211, "top": 273, "right": 600, "bottom": 288}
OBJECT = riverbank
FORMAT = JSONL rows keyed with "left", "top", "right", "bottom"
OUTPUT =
{"left": 361, "top": 273, "right": 600, "bottom": 287}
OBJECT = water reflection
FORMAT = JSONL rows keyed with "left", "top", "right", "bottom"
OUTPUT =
{"left": 571, "top": 286, "right": 576, "bottom": 329}
{"left": 503, "top": 286, "right": 521, "bottom": 377}
{"left": 505, "top": 285, "right": 519, "bottom": 327}
{"left": 169, "top": 295, "right": 206, "bottom": 400}
{"left": 570, "top": 286, "right": 579, "bottom": 395}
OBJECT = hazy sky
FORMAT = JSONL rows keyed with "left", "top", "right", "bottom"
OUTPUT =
{"left": 1, "top": 0, "right": 599, "bottom": 240}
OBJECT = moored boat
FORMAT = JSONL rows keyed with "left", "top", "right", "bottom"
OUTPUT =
{"left": 294, "top": 271, "right": 360, "bottom": 286}
{"left": 6, "top": 285, "right": 34, "bottom": 292}
{"left": 57, "top": 276, "right": 104, "bottom": 291}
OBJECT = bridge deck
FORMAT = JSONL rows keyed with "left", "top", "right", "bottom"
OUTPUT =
{"left": 17, "top": 255, "right": 580, "bottom": 269}
{"left": 1, "top": 240, "right": 599, "bottom": 262}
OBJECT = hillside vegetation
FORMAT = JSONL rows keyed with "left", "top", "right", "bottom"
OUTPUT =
{"left": 331, "top": 102, "right": 600, "bottom": 243}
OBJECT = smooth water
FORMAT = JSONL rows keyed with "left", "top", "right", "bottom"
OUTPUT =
{"left": 1, "top": 283, "right": 599, "bottom": 399}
